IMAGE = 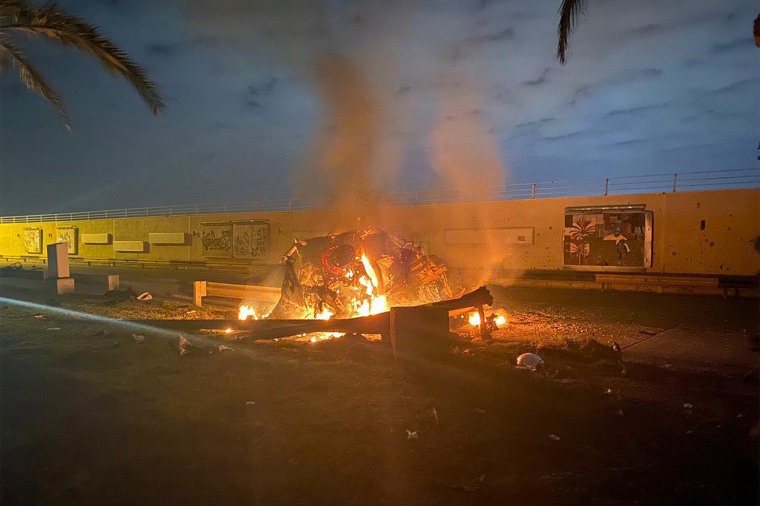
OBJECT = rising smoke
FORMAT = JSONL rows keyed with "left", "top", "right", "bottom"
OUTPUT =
{"left": 183, "top": 0, "right": 509, "bottom": 276}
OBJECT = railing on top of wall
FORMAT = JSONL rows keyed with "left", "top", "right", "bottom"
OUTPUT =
{"left": 1, "top": 168, "right": 757, "bottom": 224}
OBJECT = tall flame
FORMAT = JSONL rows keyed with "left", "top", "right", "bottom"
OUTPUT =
{"left": 360, "top": 252, "right": 380, "bottom": 290}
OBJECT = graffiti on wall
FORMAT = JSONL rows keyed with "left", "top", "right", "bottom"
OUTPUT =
{"left": 201, "top": 221, "right": 270, "bottom": 259}
{"left": 201, "top": 222, "right": 233, "bottom": 257}
{"left": 233, "top": 222, "right": 269, "bottom": 259}
{"left": 23, "top": 228, "right": 42, "bottom": 254}
{"left": 563, "top": 209, "right": 651, "bottom": 268}
{"left": 56, "top": 227, "right": 78, "bottom": 255}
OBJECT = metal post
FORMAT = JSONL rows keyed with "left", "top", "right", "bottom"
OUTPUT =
{"left": 604, "top": 178, "right": 609, "bottom": 196}
{"left": 531, "top": 183, "right": 536, "bottom": 199}
{"left": 672, "top": 173, "right": 678, "bottom": 192}
{"left": 477, "top": 304, "right": 490, "bottom": 341}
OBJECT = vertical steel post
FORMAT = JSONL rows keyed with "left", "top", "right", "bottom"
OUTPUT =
{"left": 672, "top": 173, "right": 678, "bottom": 192}
{"left": 531, "top": 183, "right": 536, "bottom": 199}
{"left": 604, "top": 178, "right": 609, "bottom": 196}
{"left": 477, "top": 304, "right": 490, "bottom": 341}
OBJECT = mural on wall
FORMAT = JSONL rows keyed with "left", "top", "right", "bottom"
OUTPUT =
{"left": 201, "top": 222, "right": 233, "bottom": 257}
{"left": 232, "top": 221, "right": 269, "bottom": 259}
{"left": 201, "top": 221, "right": 270, "bottom": 258}
{"left": 564, "top": 208, "right": 651, "bottom": 268}
{"left": 56, "top": 227, "right": 78, "bottom": 255}
{"left": 23, "top": 228, "right": 43, "bottom": 254}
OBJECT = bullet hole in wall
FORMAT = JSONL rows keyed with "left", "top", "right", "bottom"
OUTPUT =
{"left": 700, "top": 220, "right": 706, "bottom": 230}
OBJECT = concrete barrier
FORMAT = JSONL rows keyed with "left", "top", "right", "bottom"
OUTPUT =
{"left": 193, "top": 281, "right": 281, "bottom": 307}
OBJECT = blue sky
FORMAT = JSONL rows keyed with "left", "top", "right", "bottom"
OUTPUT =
{"left": 1, "top": 0, "right": 757, "bottom": 214}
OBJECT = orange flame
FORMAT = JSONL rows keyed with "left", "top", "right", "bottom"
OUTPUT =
{"left": 309, "top": 332, "right": 344, "bottom": 343}
{"left": 238, "top": 305, "right": 270, "bottom": 321}
{"left": 360, "top": 252, "right": 380, "bottom": 290}
{"left": 468, "top": 310, "right": 507, "bottom": 328}
{"left": 314, "top": 307, "right": 334, "bottom": 320}
{"left": 239, "top": 305, "right": 255, "bottom": 320}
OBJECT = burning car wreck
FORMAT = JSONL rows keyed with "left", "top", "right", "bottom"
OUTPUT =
{"left": 269, "top": 228, "right": 453, "bottom": 320}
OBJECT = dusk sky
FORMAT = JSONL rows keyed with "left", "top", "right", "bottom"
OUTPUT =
{"left": 1, "top": 0, "right": 757, "bottom": 215}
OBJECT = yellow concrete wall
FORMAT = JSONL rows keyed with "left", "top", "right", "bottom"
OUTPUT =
{"left": 1, "top": 189, "right": 758, "bottom": 276}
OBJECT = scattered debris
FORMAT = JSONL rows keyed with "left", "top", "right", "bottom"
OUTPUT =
{"left": 406, "top": 429, "right": 418, "bottom": 440}
{"left": 612, "top": 341, "right": 627, "bottom": 375}
{"left": 136, "top": 292, "right": 153, "bottom": 301}
{"left": 475, "top": 407, "right": 487, "bottom": 415}
{"left": 177, "top": 335, "right": 191, "bottom": 356}
{"left": 548, "top": 434, "right": 561, "bottom": 441}
{"left": 605, "top": 388, "right": 613, "bottom": 394}
{"left": 46, "top": 327, "right": 61, "bottom": 331}
{"left": 33, "top": 314, "right": 47, "bottom": 319}
{"left": 616, "top": 410, "right": 624, "bottom": 417}
{"left": 431, "top": 406, "right": 439, "bottom": 425}
{"left": 218, "top": 345, "right": 234, "bottom": 352}
{"left": 245, "top": 401, "right": 256, "bottom": 406}
{"left": 516, "top": 353, "right": 544, "bottom": 371}
{"left": 186, "top": 310, "right": 197, "bottom": 315}
{"left": 132, "top": 334, "right": 145, "bottom": 343}
{"left": 683, "top": 403, "right": 693, "bottom": 409}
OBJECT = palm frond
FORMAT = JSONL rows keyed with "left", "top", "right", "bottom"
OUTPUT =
{"left": 569, "top": 216, "right": 596, "bottom": 240}
{"left": 557, "top": 0, "right": 588, "bottom": 65}
{"left": 5, "top": 1, "right": 164, "bottom": 114}
{"left": 0, "top": 35, "right": 69, "bottom": 128}
{"left": 0, "top": 0, "right": 24, "bottom": 18}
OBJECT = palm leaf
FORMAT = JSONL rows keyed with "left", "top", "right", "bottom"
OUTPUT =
{"left": 0, "top": 35, "right": 69, "bottom": 127}
{"left": 557, "top": 0, "right": 588, "bottom": 65}
{"left": 4, "top": 1, "right": 164, "bottom": 114}
{"left": 569, "top": 216, "right": 596, "bottom": 240}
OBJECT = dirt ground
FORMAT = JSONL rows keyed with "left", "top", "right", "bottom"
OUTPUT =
{"left": 1, "top": 285, "right": 757, "bottom": 505}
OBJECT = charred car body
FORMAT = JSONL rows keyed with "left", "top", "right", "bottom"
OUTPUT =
{"left": 271, "top": 228, "right": 452, "bottom": 319}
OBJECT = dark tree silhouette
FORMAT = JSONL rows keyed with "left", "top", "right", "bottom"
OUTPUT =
{"left": 0, "top": 0, "right": 164, "bottom": 128}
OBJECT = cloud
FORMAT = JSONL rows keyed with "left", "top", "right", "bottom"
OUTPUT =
{"left": 604, "top": 103, "right": 666, "bottom": 117}
{"left": 523, "top": 67, "right": 552, "bottom": 87}
{"left": 1, "top": 0, "right": 757, "bottom": 214}
{"left": 247, "top": 77, "right": 278, "bottom": 96}
{"left": 711, "top": 37, "right": 752, "bottom": 54}
{"left": 146, "top": 42, "right": 176, "bottom": 56}
{"left": 709, "top": 78, "right": 759, "bottom": 95}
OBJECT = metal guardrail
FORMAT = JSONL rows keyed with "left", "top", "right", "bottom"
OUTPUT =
{"left": 1, "top": 168, "right": 757, "bottom": 224}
